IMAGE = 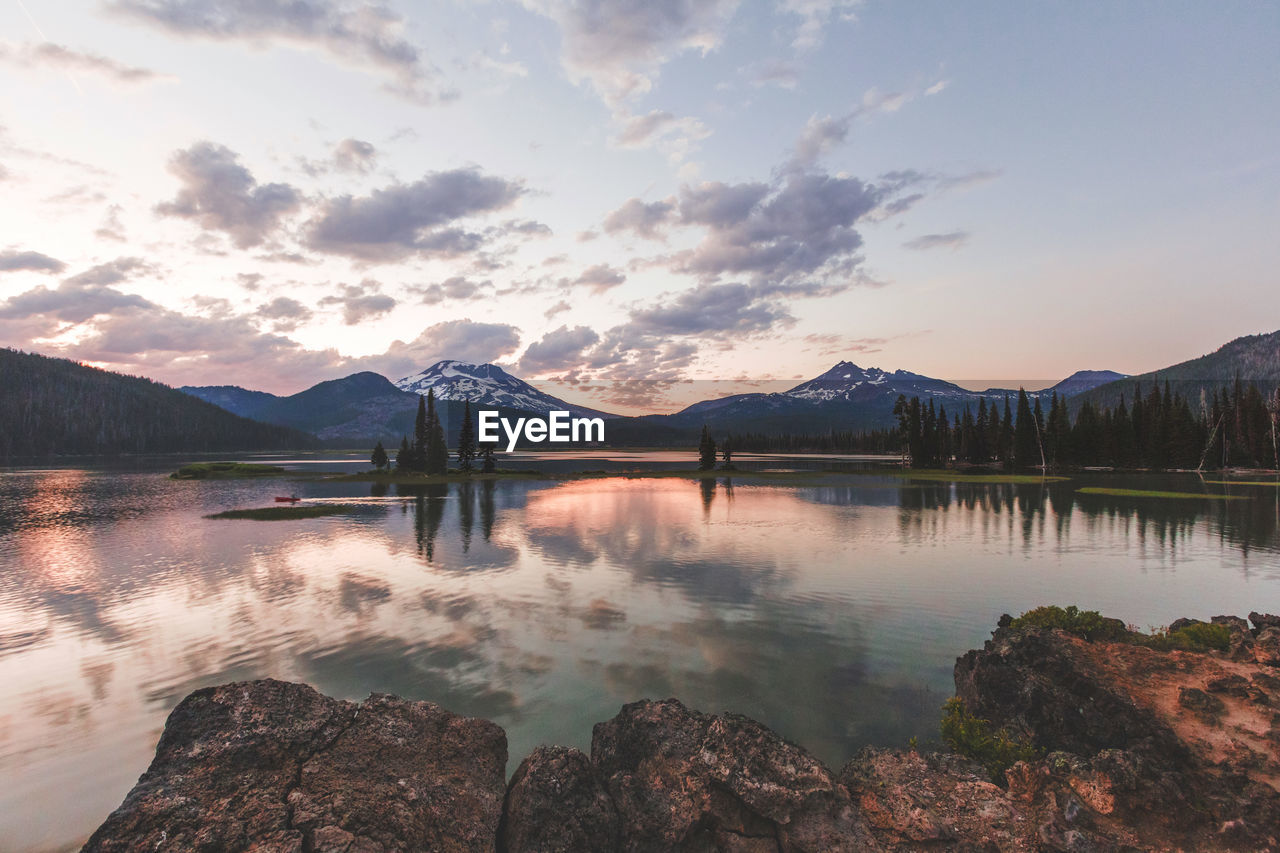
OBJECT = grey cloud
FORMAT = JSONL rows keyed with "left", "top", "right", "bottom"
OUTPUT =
{"left": 109, "top": 0, "right": 449, "bottom": 102}
{"left": 409, "top": 276, "right": 491, "bottom": 305}
{"left": 305, "top": 168, "right": 524, "bottom": 261}
{"left": 522, "top": 0, "right": 740, "bottom": 103}
{"left": 573, "top": 263, "right": 626, "bottom": 293}
{"left": 256, "top": 296, "right": 312, "bottom": 331}
{"left": 0, "top": 250, "right": 66, "bottom": 273}
{"left": 629, "top": 282, "right": 787, "bottom": 336}
{"left": 602, "top": 197, "right": 675, "bottom": 239}
{"left": 333, "top": 138, "right": 376, "bottom": 173}
{"left": 903, "top": 231, "right": 969, "bottom": 251}
{"left": 320, "top": 281, "right": 397, "bottom": 324}
{"left": 543, "top": 299, "right": 571, "bottom": 319}
{"left": 780, "top": 0, "right": 861, "bottom": 49}
{"left": 156, "top": 142, "right": 302, "bottom": 248}
{"left": 674, "top": 172, "right": 877, "bottom": 283}
{"left": 301, "top": 138, "right": 378, "bottom": 176}
{"left": 63, "top": 257, "right": 156, "bottom": 287}
{"left": 518, "top": 325, "right": 601, "bottom": 374}
{"left": 0, "top": 41, "right": 171, "bottom": 83}
{"left": 0, "top": 262, "right": 155, "bottom": 323}
{"left": 95, "top": 205, "right": 127, "bottom": 242}
{"left": 615, "top": 110, "right": 677, "bottom": 146}
{"left": 352, "top": 319, "right": 521, "bottom": 378}
{"left": 748, "top": 59, "right": 798, "bottom": 88}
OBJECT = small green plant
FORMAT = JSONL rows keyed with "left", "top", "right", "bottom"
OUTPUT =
{"left": 1008, "top": 605, "right": 1129, "bottom": 641}
{"left": 1138, "top": 622, "right": 1231, "bottom": 652}
{"left": 1007, "top": 605, "right": 1231, "bottom": 653}
{"left": 940, "top": 698, "right": 1040, "bottom": 783}
{"left": 907, "top": 735, "right": 918, "bottom": 751}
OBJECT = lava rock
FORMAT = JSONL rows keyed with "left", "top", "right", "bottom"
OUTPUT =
{"left": 590, "top": 698, "right": 876, "bottom": 852}
{"left": 501, "top": 746, "right": 620, "bottom": 852}
{"left": 82, "top": 680, "right": 506, "bottom": 853}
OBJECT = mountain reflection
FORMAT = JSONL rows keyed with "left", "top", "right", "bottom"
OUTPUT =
{"left": 0, "top": 468, "right": 1278, "bottom": 851}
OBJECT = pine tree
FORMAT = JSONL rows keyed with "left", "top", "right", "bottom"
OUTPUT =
{"left": 480, "top": 441, "right": 497, "bottom": 473}
{"left": 424, "top": 390, "right": 448, "bottom": 475}
{"left": 721, "top": 434, "right": 734, "bottom": 467}
{"left": 1000, "top": 397, "right": 1014, "bottom": 469}
{"left": 698, "top": 425, "right": 717, "bottom": 470}
{"left": 370, "top": 440, "right": 388, "bottom": 471}
{"left": 457, "top": 399, "right": 476, "bottom": 473}
{"left": 395, "top": 435, "right": 412, "bottom": 471}
{"left": 412, "top": 395, "right": 429, "bottom": 472}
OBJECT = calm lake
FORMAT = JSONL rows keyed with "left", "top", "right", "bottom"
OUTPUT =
{"left": 2, "top": 452, "right": 1279, "bottom": 851}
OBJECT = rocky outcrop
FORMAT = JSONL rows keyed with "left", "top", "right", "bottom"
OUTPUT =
{"left": 82, "top": 680, "right": 507, "bottom": 852}
{"left": 84, "top": 612, "right": 1280, "bottom": 852}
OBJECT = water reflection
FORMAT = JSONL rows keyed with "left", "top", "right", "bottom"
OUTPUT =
{"left": 0, "top": 468, "right": 1278, "bottom": 851}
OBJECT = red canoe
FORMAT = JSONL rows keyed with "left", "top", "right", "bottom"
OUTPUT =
{"left": 274, "top": 496, "right": 301, "bottom": 503}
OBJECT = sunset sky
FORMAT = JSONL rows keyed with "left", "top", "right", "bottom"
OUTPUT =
{"left": 1, "top": 1, "right": 1277, "bottom": 414}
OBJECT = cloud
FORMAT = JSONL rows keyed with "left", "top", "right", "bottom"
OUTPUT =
{"left": 748, "top": 59, "right": 799, "bottom": 88}
{"left": 358, "top": 319, "right": 521, "bottom": 379}
{"left": 109, "top": 0, "right": 450, "bottom": 102}
{"left": 780, "top": 0, "right": 861, "bottom": 50}
{"left": 156, "top": 141, "right": 302, "bottom": 248}
{"left": 673, "top": 172, "right": 878, "bottom": 283}
{"left": 902, "top": 231, "right": 969, "bottom": 251}
{"left": 521, "top": 0, "right": 740, "bottom": 103}
{"left": 0, "top": 250, "right": 66, "bottom": 274}
{"left": 255, "top": 296, "right": 313, "bottom": 331}
{"left": 0, "top": 41, "right": 172, "bottom": 84}
{"left": 95, "top": 205, "right": 127, "bottom": 242}
{"left": 518, "top": 324, "right": 601, "bottom": 374}
{"left": 543, "top": 299, "right": 571, "bottom": 319}
{"left": 573, "top": 263, "right": 626, "bottom": 293}
{"left": 300, "top": 138, "right": 378, "bottom": 176}
{"left": 305, "top": 168, "right": 525, "bottom": 261}
{"left": 408, "top": 275, "right": 491, "bottom": 305}
{"left": 333, "top": 138, "right": 377, "bottom": 172}
{"left": 602, "top": 197, "right": 675, "bottom": 239}
{"left": 63, "top": 257, "right": 157, "bottom": 287}
{"left": 319, "top": 281, "right": 397, "bottom": 324}
{"left": 612, "top": 109, "right": 709, "bottom": 157}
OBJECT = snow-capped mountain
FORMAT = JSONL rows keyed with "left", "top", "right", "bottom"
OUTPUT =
{"left": 786, "top": 362, "right": 977, "bottom": 403}
{"left": 670, "top": 361, "right": 1126, "bottom": 432}
{"left": 395, "top": 361, "right": 613, "bottom": 418}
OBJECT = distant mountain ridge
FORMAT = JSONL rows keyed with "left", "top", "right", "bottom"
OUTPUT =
{"left": 1, "top": 348, "right": 316, "bottom": 457}
{"left": 1073, "top": 330, "right": 1280, "bottom": 412}
{"left": 665, "top": 363, "right": 1126, "bottom": 433}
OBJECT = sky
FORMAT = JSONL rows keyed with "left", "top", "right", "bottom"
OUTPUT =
{"left": 0, "top": 1, "right": 1277, "bottom": 415}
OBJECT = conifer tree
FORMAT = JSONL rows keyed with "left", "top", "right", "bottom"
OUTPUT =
{"left": 457, "top": 399, "right": 476, "bottom": 473}
{"left": 1013, "top": 389, "right": 1036, "bottom": 469}
{"left": 423, "top": 390, "right": 449, "bottom": 474}
{"left": 1000, "top": 397, "right": 1014, "bottom": 469}
{"left": 370, "top": 440, "right": 388, "bottom": 471}
{"left": 395, "top": 435, "right": 412, "bottom": 471}
{"left": 698, "top": 425, "right": 718, "bottom": 470}
{"left": 412, "top": 395, "right": 429, "bottom": 472}
{"left": 480, "top": 441, "right": 497, "bottom": 473}
{"left": 721, "top": 434, "right": 733, "bottom": 467}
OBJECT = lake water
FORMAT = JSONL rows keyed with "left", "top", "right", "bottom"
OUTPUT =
{"left": 2, "top": 453, "right": 1279, "bottom": 852}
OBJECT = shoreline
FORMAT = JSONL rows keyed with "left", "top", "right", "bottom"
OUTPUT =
{"left": 82, "top": 608, "right": 1280, "bottom": 851}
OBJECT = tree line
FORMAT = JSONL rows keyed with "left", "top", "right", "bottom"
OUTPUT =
{"left": 892, "top": 381, "right": 1279, "bottom": 470}
{"left": 370, "top": 392, "right": 497, "bottom": 474}
{"left": 0, "top": 348, "right": 315, "bottom": 458}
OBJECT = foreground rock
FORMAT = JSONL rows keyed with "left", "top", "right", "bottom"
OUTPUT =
{"left": 85, "top": 612, "right": 1280, "bottom": 852}
{"left": 82, "top": 680, "right": 507, "bottom": 852}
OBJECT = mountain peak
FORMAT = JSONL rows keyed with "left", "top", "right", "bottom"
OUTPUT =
{"left": 394, "top": 360, "right": 612, "bottom": 417}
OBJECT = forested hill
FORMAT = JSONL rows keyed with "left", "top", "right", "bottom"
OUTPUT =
{"left": 0, "top": 348, "right": 318, "bottom": 457}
